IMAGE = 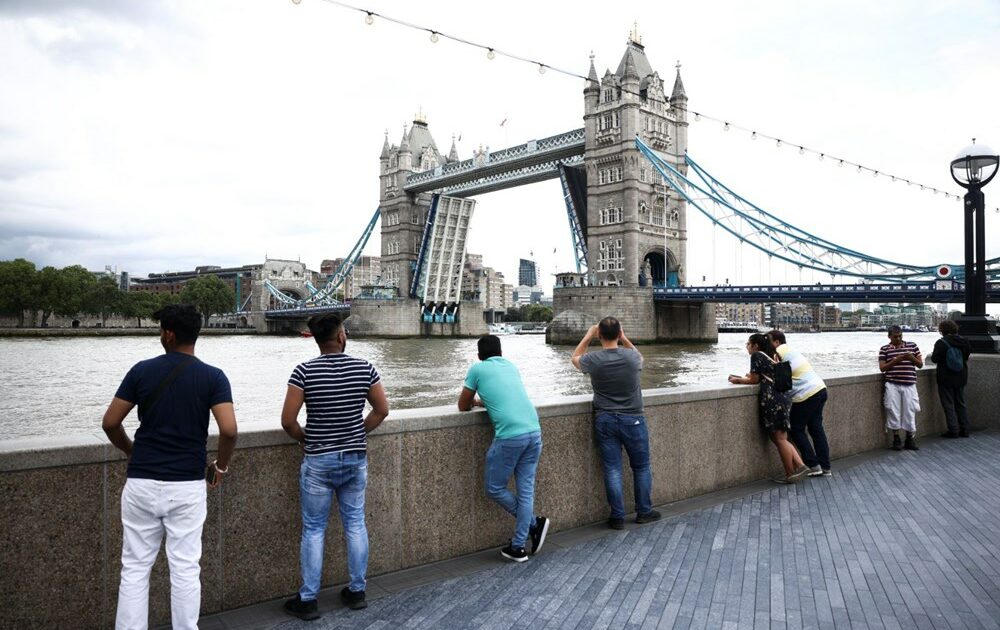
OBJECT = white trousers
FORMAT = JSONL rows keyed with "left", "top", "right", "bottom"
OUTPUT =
{"left": 884, "top": 382, "right": 920, "bottom": 433}
{"left": 116, "top": 478, "right": 207, "bottom": 630}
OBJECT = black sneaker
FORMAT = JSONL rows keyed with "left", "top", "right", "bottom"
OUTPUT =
{"left": 501, "top": 543, "right": 529, "bottom": 563}
{"left": 607, "top": 517, "right": 625, "bottom": 530}
{"left": 941, "top": 431, "right": 959, "bottom": 439}
{"left": 904, "top": 436, "right": 919, "bottom": 451}
{"left": 529, "top": 516, "right": 550, "bottom": 555}
{"left": 636, "top": 509, "right": 662, "bottom": 524}
{"left": 959, "top": 430, "right": 970, "bottom": 438}
{"left": 284, "top": 595, "right": 320, "bottom": 620}
{"left": 891, "top": 434, "right": 902, "bottom": 451}
{"left": 340, "top": 587, "right": 367, "bottom": 610}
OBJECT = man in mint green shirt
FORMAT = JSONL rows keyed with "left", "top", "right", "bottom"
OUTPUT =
{"left": 458, "top": 335, "right": 550, "bottom": 562}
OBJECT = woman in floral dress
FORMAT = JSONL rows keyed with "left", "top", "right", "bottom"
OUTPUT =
{"left": 729, "top": 333, "right": 808, "bottom": 483}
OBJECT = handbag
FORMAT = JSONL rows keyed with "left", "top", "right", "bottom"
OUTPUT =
{"left": 756, "top": 351, "right": 793, "bottom": 393}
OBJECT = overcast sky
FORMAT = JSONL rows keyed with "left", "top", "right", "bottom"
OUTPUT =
{"left": 1, "top": 0, "right": 999, "bottom": 289}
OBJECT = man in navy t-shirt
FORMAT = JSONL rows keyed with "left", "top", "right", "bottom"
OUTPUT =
{"left": 102, "top": 304, "right": 237, "bottom": 630}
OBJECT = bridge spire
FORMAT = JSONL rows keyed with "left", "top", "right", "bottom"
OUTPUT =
{"left": 671, "top": 61, "right": 687, "bottom": 102}
{"left": 380, "top": 129, "right": 391, "bottom": 159}
{"left": 587, "top": 51, "right": 598, "bottom": 82}
{"left": 448, "top": 134, "right": 459, "bottom": 162}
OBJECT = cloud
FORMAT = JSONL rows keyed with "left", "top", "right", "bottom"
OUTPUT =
{"left": 0, "top": 0, "right": 165, "bottom": 23}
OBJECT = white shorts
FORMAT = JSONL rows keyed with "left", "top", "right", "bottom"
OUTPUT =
{"left": 884, "top": 382, "right": 920, "bottom": 433}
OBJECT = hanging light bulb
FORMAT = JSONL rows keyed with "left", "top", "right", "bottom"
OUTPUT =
{"left": 365, "top": 11, "right": 374, "bottom": 25}
{"left": 486, "top": 48, "right": 495, "bottom": 60}
{"left": 776, "top": 139, "right": 782, "bottom": 147}
{"left": 891, "top": 176, "right": 896, "bottom": 182}
{"left": 819, "top": 153, "right": 824, "bottom": 161}
{"left": 724, "top": 122, "right": 730, "bottom": 131}
{"left": 838, "top": 160, "right": 844, "bottom": 167}
{"left": 873, "top": 171, "right": 878, "bottom": 177}
{"left": 694, "top": 113, "right": 701, "bottom": 121}
{"left": 538, "top": 64, "right": 546, "bottom": 74}
{"left": 429, "top": 31, "right": 439, "bottom": 43}
{"left": 751, "top": 131, "right": 757, "bottom": 140}
{"left": 857, "top": 165, "right": 862, "bottom": 173}
{"left": 798, "top": 146, "right": 805, "bottom": 155}
{"left": 292, "top": 0, "right": 301, "bottom": 4}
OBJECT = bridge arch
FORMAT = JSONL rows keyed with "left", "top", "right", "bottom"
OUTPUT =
{"left": 642, "top": 247, "right": 680, "bottom": 287}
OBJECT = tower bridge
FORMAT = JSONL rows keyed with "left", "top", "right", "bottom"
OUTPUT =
{"left": 265, "top": 30, "right": 996, "bottom": 342}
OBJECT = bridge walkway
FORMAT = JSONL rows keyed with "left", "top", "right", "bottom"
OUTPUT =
{"left": 196, "top": 432, "right": 1000, "bottom": 630}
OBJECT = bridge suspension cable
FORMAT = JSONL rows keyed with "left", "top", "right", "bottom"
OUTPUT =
{"left": 635, "top": 137, "right": 1000, "bottom": 282}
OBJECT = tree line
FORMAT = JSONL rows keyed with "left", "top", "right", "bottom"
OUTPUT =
{"left": 504, "top": 304, "right": 553, "bottom": 322}
{"left": 0, "top": 258, "right": 236, "bottom": 328}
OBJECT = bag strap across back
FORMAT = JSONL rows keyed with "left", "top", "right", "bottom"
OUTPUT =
{"left": 139, "top": 355, "right": 197, "bottom": 421}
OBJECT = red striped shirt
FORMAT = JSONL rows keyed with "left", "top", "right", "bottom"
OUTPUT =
{"left": 879, "top": 341, "right": 921, "bottom": 385}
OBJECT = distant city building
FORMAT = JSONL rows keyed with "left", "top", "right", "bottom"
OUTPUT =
{"left": 715, "top": 303, "right": 766, "bottom": 327}
{"left": 518, "top": 259, "right": 539, "bottom": 287}
{"left": 809, "top": 304, "right": 842, "bottom": 329}
{"left": 91, "top": 265, "right": 130, "bottom": 291}
{"left": 512, "top": 285, "right": 544, "bottom": 306}
{"left": 320, "top": 255, "right": 382, "bottom": 299}
{"left": 131, "top": 264, "right": 259, "bottom": 309}
{"left": 768, "top": 303, "right": 814, "bottom": 330}
{"left": 460, "top": 254, "right": 508, "bottom": 323}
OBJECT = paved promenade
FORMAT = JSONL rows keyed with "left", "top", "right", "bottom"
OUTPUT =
{"left": 206, "top": 432, "right": 1000, "bottom": 630}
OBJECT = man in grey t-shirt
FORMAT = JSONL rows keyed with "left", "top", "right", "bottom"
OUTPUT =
{"left": 572, "top": 317, "right": 660, "bottom": 529}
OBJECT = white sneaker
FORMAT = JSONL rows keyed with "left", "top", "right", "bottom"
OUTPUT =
{"left": 806, "top": 465, "right": 824, "bottom": 477}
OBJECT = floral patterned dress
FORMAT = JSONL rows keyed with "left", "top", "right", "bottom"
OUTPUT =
{"left": 750, "top": 351, "right": 792, "bottom": 433}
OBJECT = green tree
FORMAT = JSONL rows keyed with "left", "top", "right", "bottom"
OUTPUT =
{"left": 36, "top": 266, "right": 62, "bottom": 327}
{"left": 54, "top": 265, "right": 98, "bottom": 320}
{"left": 157, "top": 291, "right": 181, "bottom": 309}
{"left": 121, "top": 291, "right": 161, "bottom": 327}
{"left": 86, "top": 275, "right": 125, "bottom": 327}
{"left": 525, "top": 304, "right": 553, "bottom": 322}
{"left": 180, "top": 275, "right": 235, "bottom": 325}
{"left": 0, "top": 258, "right": 39, "bottom": 327}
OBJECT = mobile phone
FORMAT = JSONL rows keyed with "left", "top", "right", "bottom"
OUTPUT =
{"left": 206, "top": 464, "right": 217, "bottom": 485}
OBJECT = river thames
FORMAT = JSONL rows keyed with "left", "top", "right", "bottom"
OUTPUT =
{"left": 0, "top": 331, "right": 944, "bottom": 440}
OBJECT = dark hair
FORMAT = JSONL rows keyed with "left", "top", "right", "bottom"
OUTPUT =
{"left": 307, "top": 313, "right": 342, "bottom": 343}
{"left": 939, "top": 319, "right": 959, "bottom": 335}
{"left": 766, "top": 329, "right": 786, "bottom": 345}
{"left": 748, "top": 333, "right": 774, "bottom": 355}
{"left": 598, "top": 316, "right": 621, "bottom": 341}
{"left": 153, "top": 304, "right": 202, "bottom": 344}
{"left": 478, "top": 334, "right": 502, "bottom": 360}
{"left": 887, "top": 324, "right": 902, "bottom": 335}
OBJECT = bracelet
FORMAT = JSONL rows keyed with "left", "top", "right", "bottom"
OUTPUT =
{"left": 212, "top": 460, "right": 229, "bottom": 474}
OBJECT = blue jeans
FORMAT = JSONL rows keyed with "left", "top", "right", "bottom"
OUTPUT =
{"left": 298, "top": 451, "right": 368, "bottom": 599}
{"left": 484, "top": 431, "right": 542, "bottom": 549}
{"left": 595, "top": 412, "right": 652, "bottom": 519}
{"left": 789, "top": 388, "right": 830, "bottom": 470}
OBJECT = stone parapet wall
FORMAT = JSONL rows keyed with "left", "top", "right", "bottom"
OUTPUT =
{"left": 2, "top": 358, "right": 999, "bottom": 628}
{"left": 549, "top": 286, "right": 656, "bottom": 344}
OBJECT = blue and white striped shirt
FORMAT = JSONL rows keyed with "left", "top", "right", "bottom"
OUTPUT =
{"left": 288, "top": 353, "right": 381, "bottom": 456}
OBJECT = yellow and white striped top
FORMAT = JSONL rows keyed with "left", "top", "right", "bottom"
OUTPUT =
{"left": 774, "top": 344, "right": 827, "bottom": 403}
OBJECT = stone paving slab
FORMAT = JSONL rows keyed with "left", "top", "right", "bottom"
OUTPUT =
{"left": 202, "top": 432, "right": 1000, "bottom": 630}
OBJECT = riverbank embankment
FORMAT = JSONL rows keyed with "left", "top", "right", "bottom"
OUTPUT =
{"left": 2, "top": 358, "right": 998, "bottom": 628}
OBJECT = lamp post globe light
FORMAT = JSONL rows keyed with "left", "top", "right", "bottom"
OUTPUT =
{"left": 949, "top": 140, "right": 1000, "bottom": 353}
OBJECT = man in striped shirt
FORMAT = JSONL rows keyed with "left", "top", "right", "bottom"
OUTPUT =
{"left": 281, "top": 313, "right": 389, "bottom": 619}
{"left": 879, "top": 325, "right": 923, "bottom": 451}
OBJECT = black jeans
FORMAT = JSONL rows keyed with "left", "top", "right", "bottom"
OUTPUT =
{"left": 789, "top": 388, "right": 830, "bottom": 470}
{"left": 937, "top": 383, "right": 969, "bottom": 434}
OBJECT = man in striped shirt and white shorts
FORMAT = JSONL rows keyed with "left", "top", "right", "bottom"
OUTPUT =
{"left": 281, "top": 313, "right": 389, "bottom": 620}
{"left": 879, "top": 325, "right": 923, "bottom": 451}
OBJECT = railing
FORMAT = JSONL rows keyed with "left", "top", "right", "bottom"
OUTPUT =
{"left": 653, "top": 281, "right": 1000, "bottom": 303}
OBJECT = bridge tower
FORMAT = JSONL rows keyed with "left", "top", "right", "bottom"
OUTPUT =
{"left": 378, "top": 114, "right": 449, "bottom": 295}
{"left": 582, "top": 28, "right": 688, "bottom": 288}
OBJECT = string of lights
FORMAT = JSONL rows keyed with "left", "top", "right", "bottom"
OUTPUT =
{"left": 295, "top": 0, "right": 998, "bottom": 212}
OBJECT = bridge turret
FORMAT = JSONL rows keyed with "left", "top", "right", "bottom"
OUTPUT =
{"left": 583, "top": 35, "right": 688, "bottom": 289}
{"left": 397, "top": 124, "right": 412, "bottom": 172}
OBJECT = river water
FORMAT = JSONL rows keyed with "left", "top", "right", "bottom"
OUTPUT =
{"left": 0, "top": 331, "right": 943, "bottom": 440}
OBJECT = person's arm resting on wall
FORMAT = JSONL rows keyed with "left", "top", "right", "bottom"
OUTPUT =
{"left": 281, "top": 385, "right": 307, "bottom": 445}
{"left": 102, "top": 397, "right": 136, "bottom": 458}
{"left": 364, "top": 381, "right": 389, "bottom": 433}
{"left": 458, "top": 387, "right": 478, "bottom": 411}
{"left": 571, "top": 324, "right": 599, "bottom": 371}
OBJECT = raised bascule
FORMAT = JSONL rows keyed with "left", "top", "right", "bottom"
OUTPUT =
{"left": 263, "top": 30, "right": 1000, "bottom": 340}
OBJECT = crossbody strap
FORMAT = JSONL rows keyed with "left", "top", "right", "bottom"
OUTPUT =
{"left": 139, "top": 356, "right": 197, "bottom": 422}
{"left": 754, "top": 351, "right": 777, "bottom": 383}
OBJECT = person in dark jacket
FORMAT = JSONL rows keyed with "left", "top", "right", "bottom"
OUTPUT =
{"left": 929, "top": 319, "right": 972, "bottom": 438}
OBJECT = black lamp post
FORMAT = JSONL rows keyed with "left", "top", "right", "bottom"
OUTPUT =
{"left": 949, "top": 140, "right": 1000, "bottom": 353}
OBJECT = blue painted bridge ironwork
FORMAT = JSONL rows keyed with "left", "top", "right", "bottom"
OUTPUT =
{"left": 654, "top": 281, "right": 1000, "bottom": 303}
